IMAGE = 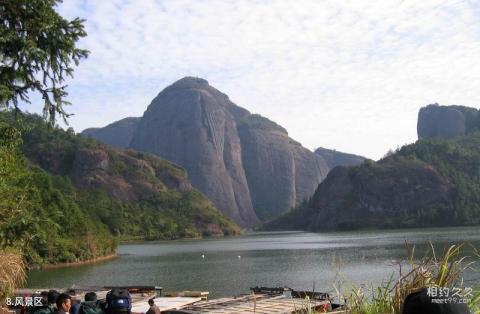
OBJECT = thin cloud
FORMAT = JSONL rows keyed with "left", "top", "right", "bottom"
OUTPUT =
{"left": 38, "top": 0, "right": 480, "bottom": 159}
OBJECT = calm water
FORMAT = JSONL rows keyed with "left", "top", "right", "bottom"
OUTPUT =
{"left": 27, "top": 227, "right": 480, "bottom": 298}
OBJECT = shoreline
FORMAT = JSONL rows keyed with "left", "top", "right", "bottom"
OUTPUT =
{"left": 118, "top": 232, "right": 242, "bottom": 244}
{"left": 33, "top": 253, "right": 118, "bottom": 270}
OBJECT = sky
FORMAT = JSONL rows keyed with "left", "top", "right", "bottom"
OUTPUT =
{"left": 24, "top": 0, "right": 480, "bottom": 160}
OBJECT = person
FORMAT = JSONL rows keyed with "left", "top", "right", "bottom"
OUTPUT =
{"left": 146, "top": 299, "right": 161, "bottom": 314}
{"left": 39, "top": 291, "right": 49, "bottom": 306}
{"left": 33, "top": 290, "right": 58, "bottom": 314}
{"left": 31, "top": 291, "right": 49, "bottom": 314}
{"left": 105, "top": 288, "right": 131, "bottom": 314}
{"left": 69, "top": 296, "right": 80, "bottom": 314}
{"left": 48, "top": 290, "right": 60, "bottom": 310}
{"left": 78, "top": 292, "right": 102, "bottom": 314}
{"left": 55, "top": 294, "right": 72, "bottom": 314}
{"left": 84, "top": 293, "right": 97, "bottom": 303}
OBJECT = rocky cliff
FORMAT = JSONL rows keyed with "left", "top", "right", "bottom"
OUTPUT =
{"left": 266, "top": 158, "right": 456, "bottom": 231}
{"left": 417, "top": 103, "right": 480, "bottom": 139}
{"left": 129, "top": 77, "right": 260, "bottom": 227}
{"left": 82, "top": 117, "right": 141, "bottom": 148}
{"left": 266, "top": 104, "right": 480, "bottom": 231}
{"left": 237, "top": 114, "right": 328, "bottom": 220}
{"left": 84, "top": 77, "right": 330, "bottom": 227}
{"left": 314, "top": 147, "right": 366, "bottom": 170}
{"left": 129, "top": 77, "right": 330, "bottom": 226}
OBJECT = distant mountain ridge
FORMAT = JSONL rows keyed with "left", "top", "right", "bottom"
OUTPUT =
{"left": 82, "top": 77, "right": 365, "bottom": 226}
{"left": 265, "top": 104, "right": 480, "bottom": 231}
{"left": 82, "top": 117, "right": 141, "bottom": 149}
{"left": 314, "top": 147, "right": 366, "bottom": 169}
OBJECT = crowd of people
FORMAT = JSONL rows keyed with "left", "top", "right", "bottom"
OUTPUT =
{"left": 29, "top": 290, "right": 103, "bottom": 314}
{"left": 27, "top": 290, "right": 161, "bottom": 314}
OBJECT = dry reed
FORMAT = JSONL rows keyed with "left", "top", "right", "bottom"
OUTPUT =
{"left": 0, "top": 250, "right": 26, "bottom": 303}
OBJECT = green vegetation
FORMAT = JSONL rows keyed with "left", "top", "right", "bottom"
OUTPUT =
{"left": 266, "top": 132, "right": 480, "bottom": 231}
{"left": 341, "top": 244, "right": 479, "bottom": 314}
{"left": 0, "top": 0, "right": 89, "bottom": 124}
{"left": 394, "top": 134, "right": 480, "bottom": 225}
{"left": 0, "top": 111, "right": 240, "bottom": 265}
{"left": 78, "top": 189, "right": 240, "bottom": 241}
{"left": 0, "top": 114, "right": 116, "bottom": 265}
{"left": 1, "top": 0, "right": 90, "bottom": 301}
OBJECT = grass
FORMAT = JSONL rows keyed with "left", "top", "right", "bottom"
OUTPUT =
{"left": 0, "top": 250, "right": 26, "bottom": 303}
{"left": 337, "top": 243, "right": 479, "bottom": 314}
{"left": 471, "top": 288, "right": 480, "bottom": 314}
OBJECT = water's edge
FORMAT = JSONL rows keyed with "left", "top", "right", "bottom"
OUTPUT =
{"left": 33, "top": 254, "right": 118, "bottom": 270}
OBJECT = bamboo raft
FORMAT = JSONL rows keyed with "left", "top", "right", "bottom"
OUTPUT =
{"left": 164, "top": 293, "right": 331, "bottom": 313}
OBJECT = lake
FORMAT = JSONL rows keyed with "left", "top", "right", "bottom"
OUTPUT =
{"left": 27, "top": 226, "right": 480, "bottom": 298}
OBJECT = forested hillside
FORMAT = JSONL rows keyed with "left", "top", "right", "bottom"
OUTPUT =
{"left": 266, "top": 132, "right": 480, "bottom": 231}
{"left": 0, "top": 111, "right": 239, "bottom": 265}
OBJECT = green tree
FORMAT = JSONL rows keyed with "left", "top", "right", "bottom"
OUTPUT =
{"left": 0, "top": 120, "right": 45, "bottom": 259}
{"left": 0, "top": 1, "right": 88, "bottom": 302}
{"left": 0, "top": 0, "right": 89, "bottom": 125}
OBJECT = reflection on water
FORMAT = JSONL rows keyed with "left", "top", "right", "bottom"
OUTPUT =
{"left": 27, "top": 226, "right": 480, "bottom": 298}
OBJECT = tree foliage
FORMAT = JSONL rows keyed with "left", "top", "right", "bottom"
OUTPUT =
{"left": 0, "top": 111, "right": 240, "bottom": 264}
{"left": 0, "top": 115, "right": 115, "bottom": 264}
{"left": 267, "top": 132, "right": 480, "bottom": 231}
{"left": 0, "top": 0, "right": 89, "bottom": 125}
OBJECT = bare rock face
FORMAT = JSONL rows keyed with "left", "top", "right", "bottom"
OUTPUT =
{"left": 417, "top": 104, "right": 480, "bottom": 139}
{"left": 71, "top": 148, "right": 170, "bottom": 201}
{"left": 292, "top": 145, "right": 329, "bottom": 206}
{"left": 237, "top": 117, "right": 328, "bottom": 220}
{"left": 126, "top": 77, "right": 329, "bottom": 227}
{"left": 82, "top": 117, "right": 141, "bottom": 148}
{"left": 73, "top": 148, "right": 110, "bottom": 174}
{"left": 130, "top": 77, "right": 259, "bottom": 227}
{"left": 83, "top": 77, "right": 330, "bottom": 227}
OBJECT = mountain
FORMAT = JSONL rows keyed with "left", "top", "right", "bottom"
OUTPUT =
{"left": 236, "top": 114, "right": 328, "bottom": 221}
{"left": 265, "top": 104, "right": 480, "bottom": 231}
{"left": 418, "top": 103, "right": 480, "bottom": 139}
{"left": 83, "top": 77, "right": 330, "bottom": 226}
{"left": 129, "top": 77, "right": 261, "bottom": 226}
{"left": 82, "top": 117, "right": 141, "bottom": 149}
{"left": 1, "top": 111, "right": 239, "bottom": 264}
{"left": 314, "top": 147, "right": 366, "bottom": 169}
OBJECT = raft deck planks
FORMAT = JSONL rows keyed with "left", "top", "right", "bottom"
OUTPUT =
{"left": 176, "top": 294, "right": 330, "bottom": 313}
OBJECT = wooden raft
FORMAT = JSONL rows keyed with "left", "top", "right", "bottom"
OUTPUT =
{"left": 174, "top": 294, "right": 330, "bottom": 313}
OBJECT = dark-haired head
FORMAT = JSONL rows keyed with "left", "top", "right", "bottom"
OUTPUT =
{"left": 40, "top": 291, "right": 48, "bottom": 305}
{"left": 47, "top": 290, "right": 59, "bottom": 305}
{"left": 148, "top": 299, "right": 154, "bottom": 305}
{"left": 56, "top": 293, "right": 71, "bottom": 311}
{"left": 85, "top": 292, "right": 97, "bottom": 302}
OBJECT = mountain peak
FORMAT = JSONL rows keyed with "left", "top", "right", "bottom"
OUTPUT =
{"left": 169, "top": 76, "right": 210, "bottom": 89}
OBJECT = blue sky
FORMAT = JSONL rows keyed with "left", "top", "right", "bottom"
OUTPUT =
{"left": 24, "top": 0, "right": 480, "bottom": 160}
